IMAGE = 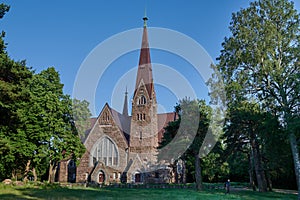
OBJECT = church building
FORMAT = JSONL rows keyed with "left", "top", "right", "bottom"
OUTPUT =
{"left": 59, "top": 17, "right": 177, "bottom": 184}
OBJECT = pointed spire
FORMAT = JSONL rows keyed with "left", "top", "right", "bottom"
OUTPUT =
{"left": 134, "top": 16, "right": 154, "bottom": 98}
{"left": 122, "top": 87, "right": 128, "bottom": 116}
{"left": 143, "top": 8, "right": 148, "bottom": 27}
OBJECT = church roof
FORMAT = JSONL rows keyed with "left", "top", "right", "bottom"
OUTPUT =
{"left": 110, "top": 108, "right": 131, "bottom": 143}
{"left": 83, "top": 110, "right": 177, "bottom": 145}
{"left": 80, "top": 117, "right": 97, "bottom": 143}
{"left": 157, "top": 112, "right": 178, "bottom": 143}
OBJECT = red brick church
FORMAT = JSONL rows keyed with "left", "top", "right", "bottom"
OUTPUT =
{"left": 58, "top": 17, "right": 177, "bottom": 184}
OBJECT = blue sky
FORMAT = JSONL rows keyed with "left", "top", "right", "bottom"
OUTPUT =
{"left": 1, "top": 1, "right": 300, "bottom": 116}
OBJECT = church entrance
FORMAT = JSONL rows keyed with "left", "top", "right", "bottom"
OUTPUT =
{"left": 98, "top": 171, "right": 105, "bottom": 183}
{"left": 135, "top": 173, "right": 141, "bottom": 183}
{"left": 67, "top": 160, "right": 76, "bottom": 183}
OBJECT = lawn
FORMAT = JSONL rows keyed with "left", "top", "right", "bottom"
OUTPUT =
{"left": 0, "top": 183, "right": 297, "bottom": 200}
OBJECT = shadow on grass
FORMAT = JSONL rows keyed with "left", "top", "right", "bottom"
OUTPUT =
{"left": 217, "top": 189, "right": 297, "bottom": 200}
{"left": 14, "top": 187, "right": 114, "bottom": 200}
{"left": 0, "top": 186, "right": 297, "bottom": 200}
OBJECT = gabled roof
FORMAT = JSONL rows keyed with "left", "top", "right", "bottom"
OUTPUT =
{"left": 80, "top": 117, "right": 97, "bottom": 143}
{"left": 83, "top": 103, "right": 131, "bottom": 146}
{"left": 110, "top": 108, "right": 131, "bottom": 143}
{"left": 157, "top": 112, "right": 178, "bottom": 143}
{"left": 83, "top": 110, "right": 176, "bottom": 145}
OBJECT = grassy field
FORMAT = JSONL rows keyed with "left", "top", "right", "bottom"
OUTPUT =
{"left": 0, "top": 183, "right": 297, "bottom": 200}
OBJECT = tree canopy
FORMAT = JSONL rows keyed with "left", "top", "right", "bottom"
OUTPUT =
{"left": 0, "top": 5, "right": 86, "bottom": 182}
{"left": 211, "top": 0, "right": 300, "bottom": 195}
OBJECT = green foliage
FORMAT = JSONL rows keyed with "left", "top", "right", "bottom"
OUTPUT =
{"left": 209, "top": 0, "right": 300, "bottom": 191}
{"left": 0, "top": 3, "right": 9, "bottom": 19}
{"left": 0, "top": 54, "right": 33, "bottom": 179}
{"left": 0, "top": 3, "right": 10, "bottom": 53}
{"left": 0, "top": 6, "right": 85, "bottom": 180}
{"left": 159, "top": 99, "right": 230, "bottom": 185}
{"left": 72, "top": 99, "right": 92, "bottom": 140}
{"left": 226, "top": 151, "right": 249, "bottom": 183}
{"left": 202, "top": 148, "right": 229, "bottom": 182}
{"left": 21, "top": 67, "right": 85, "bottom": 180}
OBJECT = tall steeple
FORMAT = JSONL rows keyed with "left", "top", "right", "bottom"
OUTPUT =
{"left": 129, "top": 16, "right": 158, "bottom": 166}
{"left": 122, "top": 87, "right": 128, "bottom": 116}
{"left": 134, "top": 15, "right": 154, "bottom": 99}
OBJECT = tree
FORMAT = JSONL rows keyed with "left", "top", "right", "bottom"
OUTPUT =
{"left": 224, "top": 101, "right": 270, "bottom": 191}
{"left": 72, "top": 99, "right": 91, "bottom": 141}
{"left": 22, "top": 68, "right": 85, "bottom": 182}
{"left": 0, "top": 4, "right": 85, "bottom": 182}
{"left": 214, "top": 0, "right": 300, "bottom": 195}
{"left": 201, "top": 149, "right": 229, "bottom": 183}
{"left": 159, "top": 98, "right": 211, "bottom": 190}
{"left": 0, "top": 4, "right": 34, "bottom": 180}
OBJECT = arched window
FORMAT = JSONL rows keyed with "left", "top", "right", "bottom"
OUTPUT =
{"left": 102, "top": 111, "right": 110, "bottom": 122}
{"left": 92, "top": 137, "right": 118, "bottom": 166}
{"left": 136, "top": 113, "right": 146, "bottom": 121}
{"left": 137, "top": 95, "right": 146, "bottom": 105}
{"left": 139, "top": 131, "right": 142, "bottom": 140}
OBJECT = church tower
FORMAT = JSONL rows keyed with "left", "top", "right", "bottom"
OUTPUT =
{"left": 129, "top": 16, "right": 158, "bottom": 165}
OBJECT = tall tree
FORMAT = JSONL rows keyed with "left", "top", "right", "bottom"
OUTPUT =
{"left": 159, "top": 99, "right": 211, "bottom": 190}
{"left": 224, "top": 101, "right": 269, "bottom": 191}
{"left": 20, "top": 68, "right": 85, "bottom": 182}
{"left": 213, "top": 0, "right": 300, "bottom": 195}
{"left": 0, "top": 4, "right": 85, "bottom": 182}
{"left": 0, "top": 3, "right": 34, "bottom": 180}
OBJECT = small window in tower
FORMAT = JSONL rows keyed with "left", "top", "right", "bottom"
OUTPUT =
{"left": 137, "top": 114, "right": 139, "bottom": 120}
{"left": 137, "top": 95, "right": 146, "bottom": 105}
{"left": 143, "top": 113, "right": 146, "bottom": 120}
{"left": 141, "top": 96, "right": 146, "bottom": 104}
{"left": 140, "top": 131, "right": 142, "bottom": 140}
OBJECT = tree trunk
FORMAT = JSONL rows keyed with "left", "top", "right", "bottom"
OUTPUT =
{"left": 248, "top": 153, "right": 256, "bottom": 191}
{"left": 32, "top": 167, "right": 37, "bottom": 182}
{"left": 194, "top": 153, "right": 203, "bottom": 190}
{"left": 23, "top": 160, "right": 31, "bottom": 182}
{"left": 182, "top": 161, "right": 186, "bottom": 184}
{"left": 251, "top": 137, "right": 267, "bottom": 192}
{"left": 48, "top": 161, "right": 57, "bottom": 183}
{"left": 48, "top": 162, "right": 53, "bottom": 183}
{"left": 11, "top": 170, "right": 16, "bottom": 180}
{"left": 289, "top": 132, "right": 300, "bottom": 200}
{"left": 265, "top": 169, "right": 272, "bottom": 192}
{"left": 175, "top": 161, "right": 179, "bottom": 183}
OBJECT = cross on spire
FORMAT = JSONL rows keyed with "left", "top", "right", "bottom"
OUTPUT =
{"left": 143, "top": 9, "right": 148, "bottom": 27}
{"left": 143, "top": 16, "right": 148, "bottom": 27}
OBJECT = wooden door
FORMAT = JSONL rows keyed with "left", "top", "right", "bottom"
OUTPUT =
{"left": 135, "top": 173, "right": 141, "bottom": 183}
{"left": 98, "top": 172, "right": 105, "bottom": 183}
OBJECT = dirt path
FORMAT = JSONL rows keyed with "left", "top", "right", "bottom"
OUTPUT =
{"left": 231, "top": 186, "right": 298, "bottom": 195}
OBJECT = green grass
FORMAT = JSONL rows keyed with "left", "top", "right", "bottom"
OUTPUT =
{"left": 0, "top": 183, "right": 297, "bottom": 200}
